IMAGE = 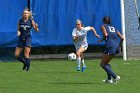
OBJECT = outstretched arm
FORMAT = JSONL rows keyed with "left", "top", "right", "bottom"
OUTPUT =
{"left": 90, "top": 27, "right": 100, "bottom": 38}
{"left": 97, "top": 26, "right": 108, "bottom": 43}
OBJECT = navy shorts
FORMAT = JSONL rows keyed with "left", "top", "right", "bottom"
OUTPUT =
{"left": 17, "top": 36, "right": 32, "bottom": 48}
{"left": 104, "top": 46, "right": 120, "bottom": 55}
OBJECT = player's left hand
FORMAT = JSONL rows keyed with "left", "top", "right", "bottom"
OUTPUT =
{"left": 95, "top": 34, "right": 100, "bottom": 38}
{"left": 35, "top": 23, "right": 38, "bottom": 28}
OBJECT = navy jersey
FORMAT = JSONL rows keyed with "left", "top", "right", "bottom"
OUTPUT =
{"left": 19, "top": 19, "right": 32, "bottom": 38}
{"left": 104, "top": 24, "right": 119, "bottom": 48}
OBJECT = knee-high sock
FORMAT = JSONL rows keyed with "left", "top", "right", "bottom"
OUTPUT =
{"left": 77, "top": 57, "right": 81, "bottom": 67}
{"left": 81, "top": 59, "right": 86, "bottom": 67}
{"left": 26, "top": 58, "right": 30, "bottom": 70}
{"left": 100, "top": 63, "right": 117, "bottom": 79}
{"left": 107, "top": 64, "right": 111, "bottom": 68}
{"left": 107, "top": 64, "right": 112, "bottom": 80}
{"left": 17, "top": 57, "right": 26, "bottom": 64}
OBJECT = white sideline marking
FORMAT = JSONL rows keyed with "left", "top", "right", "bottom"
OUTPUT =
{"left": 123, "top": 63, "right": 130, "bottom": 65}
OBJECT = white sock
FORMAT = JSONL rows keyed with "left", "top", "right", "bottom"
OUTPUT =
{"left": 81, "top": 59, "right": 86, "bottom": 67}
{"left": 77, "top": 57, "right": 81, "bottom": 67}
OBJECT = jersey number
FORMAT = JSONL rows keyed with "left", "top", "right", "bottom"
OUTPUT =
{"left": 23, "top": 26, "right": 27, "bottom": 30}
{"left": 109, "top": 26, "right": 115, "bottom": 32}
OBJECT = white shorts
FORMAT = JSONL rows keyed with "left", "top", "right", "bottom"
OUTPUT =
{"left": 75, "top": 45, "right": 88, "bottom": 52}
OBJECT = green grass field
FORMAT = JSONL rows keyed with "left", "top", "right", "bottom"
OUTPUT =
{"left": 0, "top": 58, "right": 140, "bottom": 93}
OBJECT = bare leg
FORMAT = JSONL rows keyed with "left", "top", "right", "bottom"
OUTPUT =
{"left": 15, "top": 47, "right": 27, "bottom": 70}
{"left": 15, "top": 47, "right": 23, "bottom": 58}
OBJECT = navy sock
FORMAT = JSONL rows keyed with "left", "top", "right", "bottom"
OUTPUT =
{"left": 107, "top": 64, "right": 111, "bottom": 68}
{"left": 107, "top": 64, "right": 112, "bottom": 80}
{"left": 100, "top": 63, "right": 117, "bottom": 79}
{"left": 26, "top": 58, "right": 30, "bottom": 71}
{"left": 17, "top": 57, "right": 26, "bottom": 64}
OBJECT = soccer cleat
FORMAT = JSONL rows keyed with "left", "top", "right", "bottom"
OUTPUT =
{"left": 103, "top": 79, "right": 113, "bottom": 84}
{"left": 82, "top": 66, "right": 86, "bottom": 72}
{"left": 26, "top": 68, "right": 30, "bottom": 71}
{"left": 22, "top": 63, "right": 26, "bottom": 70}
{"left": 113, "top": 75, "right": 120, "bottom": 84}
{"left": 26, "top": 59, "right": 30, "bottom": 71}
{"left": 77, "top": 67, "right": 81, "bottom": 71}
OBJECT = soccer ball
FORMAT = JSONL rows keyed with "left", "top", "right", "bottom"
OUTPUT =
{"left": 68, "top": 53, "right": 77, "bottom": 61}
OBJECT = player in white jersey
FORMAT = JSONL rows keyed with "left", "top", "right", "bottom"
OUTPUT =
{"left": 72, "top": 19, "right": 100, "bottom": 72}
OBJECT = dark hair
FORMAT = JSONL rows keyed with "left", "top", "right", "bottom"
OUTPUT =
{"left": 103, "top": 16, "right": 111, "bottom": 24}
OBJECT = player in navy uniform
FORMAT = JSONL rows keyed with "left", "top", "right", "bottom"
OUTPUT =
{"left": 15, "top": 8, "right": 39, "bottom": 71}
{"left": 98, "top": 16, "right": 124, "bottom": 83}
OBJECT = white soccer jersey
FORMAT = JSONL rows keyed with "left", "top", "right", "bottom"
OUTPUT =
{"left": 72, "top": 27, "right": 91, "bottom": 50}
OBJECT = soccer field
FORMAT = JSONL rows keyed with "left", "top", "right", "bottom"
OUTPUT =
{"left": 0, "top": 59, "right": 140, "bottom": 93}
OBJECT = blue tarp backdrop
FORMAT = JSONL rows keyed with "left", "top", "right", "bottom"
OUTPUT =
{"left": 0, "top": 0, "right": 121, "bottom": 47}
{"left": 0, "top": 0, "right": 27, "bottom": 47}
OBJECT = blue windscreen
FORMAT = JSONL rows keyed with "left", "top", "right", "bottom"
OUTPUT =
{"left": 0, "top": 0, "right": 121, "bottom": 47}
{"left": 0, "top": 0, "right": 27, "bottom": 47}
